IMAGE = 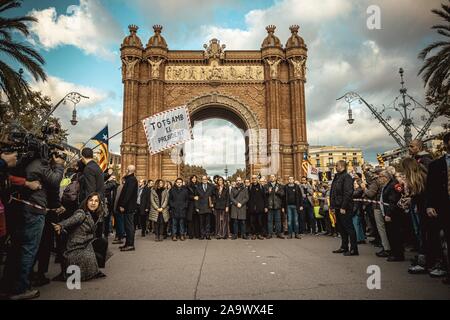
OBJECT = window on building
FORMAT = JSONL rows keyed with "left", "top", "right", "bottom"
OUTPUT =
{"left": 316, "top": 160, "right": 321, "bottom": 167}
{"left": 353, "top": 153, "right": 357, "bottom": 156}
{"left": 328, "top": 153, "right": 333, "bottom": 156}
{"left": 328, "top": 158, "right": 334, "bottom": 165}
{"left": 343, "top": 153, "right": 346, "bottom": 156}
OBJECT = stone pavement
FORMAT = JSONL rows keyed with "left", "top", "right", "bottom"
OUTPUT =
{"left": 37, "top": 234, "right": 450, "bottom": 300}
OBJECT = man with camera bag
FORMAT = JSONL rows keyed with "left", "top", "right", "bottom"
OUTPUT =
{"left": 1, "top": 152, "right": 65, "bottom": 300}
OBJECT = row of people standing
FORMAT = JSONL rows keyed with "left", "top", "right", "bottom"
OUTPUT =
{"left": 132, "top": 173, "right": 324, "bottom": 242}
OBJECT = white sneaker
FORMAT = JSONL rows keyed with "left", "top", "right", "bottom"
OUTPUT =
{"left": 429, "top": 268, "right": 447, "bottom": 278}
{"left": 408, "top": 264, "right": 427, "bottom": 274}
{"left": 9, "top": 289, "right": 40, "bottom": 300}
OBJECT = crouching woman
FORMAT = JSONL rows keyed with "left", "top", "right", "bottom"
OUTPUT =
{"left": 52, "top": 192, "right": 107, "bottom": 281}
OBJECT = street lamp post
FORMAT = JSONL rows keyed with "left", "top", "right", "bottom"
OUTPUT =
{"left": 337, "top": 67, "right": 442, "bottom": 151}
{"left": 32, "top": 92, "right": 89, "bottom": 134}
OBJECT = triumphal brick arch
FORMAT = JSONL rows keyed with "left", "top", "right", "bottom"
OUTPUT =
{"left": 120, "top": 24, "right": 308, "bottom": 181}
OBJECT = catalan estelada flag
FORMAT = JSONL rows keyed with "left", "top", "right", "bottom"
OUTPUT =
{"left": 92, "top": 125, "right": 109, "bottom": 171}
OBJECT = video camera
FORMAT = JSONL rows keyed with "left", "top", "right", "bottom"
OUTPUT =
{"left": 0, "top": 123, "right": 67, "bottom": 165}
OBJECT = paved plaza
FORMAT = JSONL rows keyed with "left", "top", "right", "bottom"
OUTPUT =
{"left": 37, "top": 234, "right": 450, "bottom": 300}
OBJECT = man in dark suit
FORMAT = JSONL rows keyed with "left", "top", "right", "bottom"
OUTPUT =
{"left": 426, "top": 132, "right": 450, "bottom": 285}
{"left": 118, "top": 165, "right": 138, "bottom": 251}
{"left": 79, "top": 147, "right": 105, "bottom": 203}
{"left": 248, "top": 175, "right": 268, "bottom": 240}
{"left": 330, "top": 160, "right": 358, "bottom": 256}
{"left": 196, "top": 175, "right": 215, "bottom": 240}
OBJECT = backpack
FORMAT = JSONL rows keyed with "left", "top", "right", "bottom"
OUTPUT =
{"left": 62, "top": 179, "right": 80, "bottom": 204}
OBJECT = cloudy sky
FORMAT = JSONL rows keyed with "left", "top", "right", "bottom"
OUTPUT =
{"left": 5, "top": 0, "right": 447, "bottom": 175}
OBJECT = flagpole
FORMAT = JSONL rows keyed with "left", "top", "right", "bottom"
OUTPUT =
{"left": 65, "top": 114, "right": 148, "bottom": 166}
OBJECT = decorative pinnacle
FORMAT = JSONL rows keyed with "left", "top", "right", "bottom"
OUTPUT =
{"left": 266, "top": 25, "right": 276, "bottom": 34}
{"left": 289, "top": 25, "right": 299, "bottom": 34}
{"left": 128, "top": 24, "right": 138, "bottom": 34}
{"left": 153, "top": 25, "right": 163, "bottom": 33}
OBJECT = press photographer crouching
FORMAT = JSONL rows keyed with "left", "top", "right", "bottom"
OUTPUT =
{"left": 0, "top": 149, "right": 65, "bottom": 300}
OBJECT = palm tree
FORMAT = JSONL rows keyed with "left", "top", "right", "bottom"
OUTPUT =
{"left": 418, "top": 1, "right": 450, "bottom": 110}
{"left": 0, "top": 0, "right": 46, "bottom": 112}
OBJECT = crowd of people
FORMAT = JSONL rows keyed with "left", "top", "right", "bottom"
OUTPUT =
{"left": 0, "top": 132, "right": 448, "bottom": 300}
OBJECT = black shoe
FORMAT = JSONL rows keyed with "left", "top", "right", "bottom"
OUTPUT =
{"left": 52, "top": 273, "right": 66, "bottom": 282}
{"left": 332, "top": 248, "right": 348, "bottom": 254}
{"left": 120, "top": 246, "right": 135, "bottom": 252}
{"left": 231, "top": 235, "right": 237, "bottom": 240}
{"left": 32, "top": 275, "right": 50, "bottom": 287}
{"left": 387, "top": 255, "right": 405, "bottom": 262}
{"left": 343, "top": 250, "right": 359, "bottom": 256}
{"left": 376, "top": 250, "right": 390, "bottom": 258}
{"left": 287, "top": 235, "right": 293, "bottom": 239}
{"left": 242, "top": 235, "right": 249, "bottom": 240}
{"left": 206, "top": 236, "right": 211, "bottom": 240}
{"left": 94, "top": 271, "right": 107, "bottom": 279}
{"left": 277, "top": 234, "right": 285, "bottom": 239}
{"left": 189, "top": 235, "right": 194, "bottom": 239}
{"left": 266, "top": 234, "right": 273, "bottom": 239}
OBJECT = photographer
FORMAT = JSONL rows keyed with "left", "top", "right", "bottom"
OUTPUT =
{"left": 1, "top": 152, "right": 64, "bottom": 300}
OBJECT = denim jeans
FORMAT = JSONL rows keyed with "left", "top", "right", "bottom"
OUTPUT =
{"left": 114, "top": 210, "right": 125, "bottom": 238}
{"left": 267, "top": 209, "right": 281, "bottom": 235}
{"left": 172, "top": 217, "right": 186, "bottom": 236}
{"left": 233, "top": 219, "right": 246, "bottom": 236}
{"left": 409, "top": 204, "right": 422, "bottom": 250}
{"left": 287, "top": 205, "right": 299, "bottom": 235}
{"left": 352, "top": 213, "right": 365, "bottom": 242}
{"left": 15, "top": 206, "right": 45, "bottom": 293}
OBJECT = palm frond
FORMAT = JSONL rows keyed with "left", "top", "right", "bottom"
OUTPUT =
{"left": 0, "top": 0, "right": 20, "bottom": 14}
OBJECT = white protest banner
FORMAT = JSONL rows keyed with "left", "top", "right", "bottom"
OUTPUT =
{"left": 307, "top": 163, "right": 319, "bottom": 181}
{"left": 142, "top": 105, "right": 193, "bottom": 155}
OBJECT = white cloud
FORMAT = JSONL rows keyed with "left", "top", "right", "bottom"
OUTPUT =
{"left": 184, "top": 119, "right": 245, "bottom": 173}
{"left": 28, "top": 0, "right": 122, "bottom": 60}
{"left": 195, "top": 0, "right": 446, "bottom": 162}
{"left": 30, "top": 75, "right": 108, "bottom": 108}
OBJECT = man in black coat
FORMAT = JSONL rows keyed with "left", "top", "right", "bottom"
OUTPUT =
{"left": 196, "top": 175, "right": 215, "bottom": 240}
{"left": 138, "top": 180, "right": 151, "bottom": 237}
{"left": 169, "top": 178, "right": 189, "bottom": 241}
{"left": 248, "top": 175, "right": 268, "bottom": 240}
{"left": 79, "top": 147, "right": 105, "bottom": 203}
{"left": 330, "top": 160, "right": 358, "bottom": 256}
{"left": 426, "top": 132, "right": 450, "bottom": 285}
{"left": 266, "top": 174, "right": 285, "bottom": 239}
{"left": 378, "top": 170, "right": 404, "bottom": 262}
{"left": 408, "top": 139, "right": 433, "bottom": 171}
{"left": 118, "top": 165, "right": 138, "bottom": 251}
{"left": 284, "top": 176, "right": 303, "bottom": 239}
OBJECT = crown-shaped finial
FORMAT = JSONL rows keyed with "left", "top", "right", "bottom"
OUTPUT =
{"left": 153, "top": 25, "right": 163, "bottom": 33}
{"left": 289, "top": 25, "right": 299, "bottom": 34}
{"left": 266, "top": 25, "right": 276, "bottom": 34}
{"left": 128, "top": 24, "right": 138, "bottom": 34}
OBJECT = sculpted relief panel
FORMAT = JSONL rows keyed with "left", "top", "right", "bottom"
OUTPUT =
{"left": 165, "top": 64, "right": 264, "bottom": 82}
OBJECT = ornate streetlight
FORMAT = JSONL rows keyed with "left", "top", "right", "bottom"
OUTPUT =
{"left": 337, "top": 68, "right": 442, "bottom": 149}
{"left": 32, "top": 92, "right": 89, "bottom": 134}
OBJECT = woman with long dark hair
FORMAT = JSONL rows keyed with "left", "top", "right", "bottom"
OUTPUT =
{"left": 52, "top": 192, "right": 108, "bottom": 281}
{"left": 212, "top": 176, "right": 230, "bottom": 239}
